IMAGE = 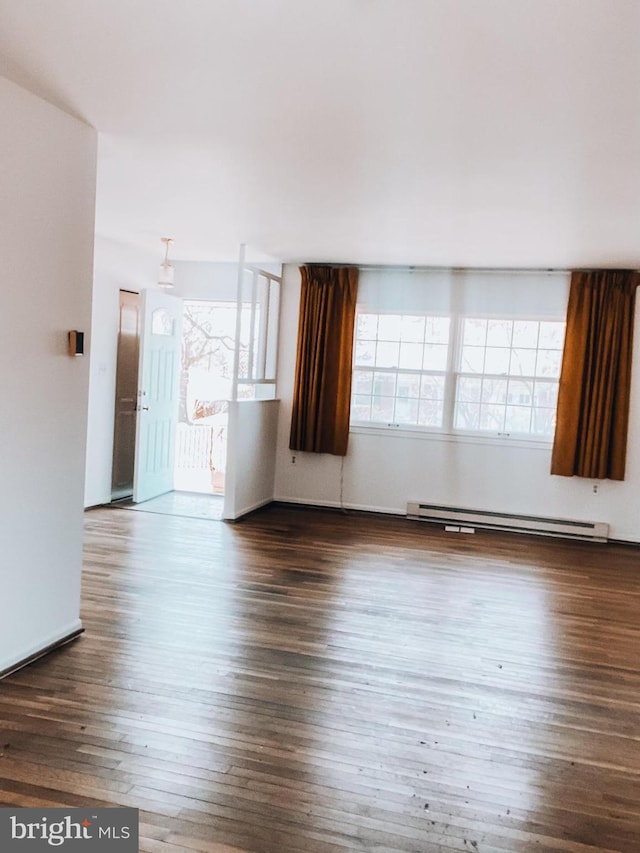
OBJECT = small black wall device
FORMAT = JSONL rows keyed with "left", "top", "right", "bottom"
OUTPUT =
{"left": 68, "top": 330, "right": 84, "bottom": 356}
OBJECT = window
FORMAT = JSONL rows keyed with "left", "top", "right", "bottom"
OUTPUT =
{"left": 454, "top": 318, "right": 565, "bottom": 436}
{"left": 234, "top": 266, "right": 280, "bottom": 400}
{"left": 151, "top": 307, "right": 174, "bottom": 336}
{"left": 351, "top": 311, "right": 565, "bottom": 440}
{"left": 352, "top": 313, "right": 451, "bottom": 428}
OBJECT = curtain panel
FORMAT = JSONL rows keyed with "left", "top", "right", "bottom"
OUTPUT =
{"left": 551, "top": 269, "right": 639, "bottom": 480}
{"left": 289, "top": 265, "right": 359, "bottom": 456}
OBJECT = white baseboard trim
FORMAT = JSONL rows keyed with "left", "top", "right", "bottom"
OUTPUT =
{"left": 610, "top": 535, "right": 640, "bottom": 545}
{"left": 224, "top": 496, "right": 275, "bottom": 522}
{"left": 0, "top": 619, "right": 84, "bottom": 680}
{"left": 275, "top": 498, "right": 639, "bottom": 544}
{"left": 275, "top": 496, "right": 406, "bottom": 516}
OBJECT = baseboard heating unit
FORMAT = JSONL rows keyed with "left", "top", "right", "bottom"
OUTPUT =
{"left": 406, "top": 502, "right": 609, "bottom": 543}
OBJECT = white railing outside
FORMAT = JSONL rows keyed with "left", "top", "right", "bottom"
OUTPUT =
{"left": 174, "top": 421, "right": 227, "bottom": 493}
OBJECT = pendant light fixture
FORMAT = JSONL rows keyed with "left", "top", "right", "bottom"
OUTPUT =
{"left": 158, "top": 237, "right": 175, "bottom": 288}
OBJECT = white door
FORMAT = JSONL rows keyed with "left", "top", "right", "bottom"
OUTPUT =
{"left": 133, "top": 289, "right": 182, "bottom": 503}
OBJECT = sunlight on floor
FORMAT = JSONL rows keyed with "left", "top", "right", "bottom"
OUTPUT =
{"left": 120, "top": 491, "right": 225, "bottom": 521}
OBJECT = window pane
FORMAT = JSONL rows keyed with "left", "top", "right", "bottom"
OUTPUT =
{"left": 486, "top": 320, "right": 513, "bottom": 347}
{"left": 463, "top": 319, "right": 487, "bottom": 346}
{"left": 423, "top": 344, "right": 448, "bottom": 371}
{"left": 509, "top": 348, "right": 536, "bottom": 376}
{"left": 371, "top": 395, "right": 394, "bottom": 422}
{"left": 357, "top": 313, "right": 378, "bottom": 339}
{"left": 426, "top": 316, "right": 451, "bottom": 344}
{"left": 378, "top": 315, "right": 402, "bottom": 340}
{"left": 399, "top": 342, "right": 423, "bottom": 370}
{"left": 373, "top": 371, "right": 396, "bottom": 396}
{"left": 454, "top": 402, "right": 480, "bottom": 430}
{"left": 481, "top": 378, "right": 507, "bottom": 405}
{"left": 418, "top": 400, "right": 444, "bottom": 427}
{"left": 421, "top": 375, "right": 445, "bottom": 400}
{"left": 484, "top": 347, "right": 510, "bottom": 374}
{"left": 396, "top": 372, "right": 421, "bottom": 398}
{"left": 152, "top": 308, "right": 174, "bottom": 336}
{"left": 532, "top": 407, "right": 557, "bottom": 435}
{"left": 535, "top": 349, "right": 562, "bottom": 377}
{"left": 479, "top": 404, "right": 506, "bottom": 432}
{"left": 457, "top": 376, "right": 482, "bottom": 403}
{"left": 375, "top": 341, "right": 400, "bottom": 368}
{"left": 394, "top": 397, "right": 419, "bottom": 424}
{"left": 505, "top": 405, "right": 532, "bottom": 432}
{"left": 534, "top": 380, "right": 558, "bottom": 407}
{"left": 539, "top": 321, "right": 565, "bottom": 349}
{"left": 351, "top": 395, "right": 372, "bottom": 421}
{"left": 512, "top": 320, "right": 539, "bottom": 348}
{"left": 507, "top": 379, "right": 534, "bottom": 405}
{"left": 400, "top": 315, "right": 425, "bottom": 342}
{"left": 460, "top": 346, "right": 485, "bottom": 373}
{"left": 354, "top": 339, "right": 375, "bottom": 367}
{"left": 352, "top": 370, "right": 373, "bottom": 395}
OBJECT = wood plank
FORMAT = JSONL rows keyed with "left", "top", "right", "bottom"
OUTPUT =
{"left": 0, "top": 504, "right": 639, "bottom": 851}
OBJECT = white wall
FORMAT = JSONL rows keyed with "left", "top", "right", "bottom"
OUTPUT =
{"left": 224, "top": 400, "right": 280, "bottom": 520}
{"left": 0, "top": 76, "right": 97, "bottom": 673}
{"left": 171, "top": 260, "right": 238, "bottom": 301}
{"left": 85, "top": 256, "right": 241, "bottom": 506}
{"left": 274, "top": 265, "right": 640, "bottom": 543}
{"left": 84, "top": 236, "right": 158, "bottom": 507}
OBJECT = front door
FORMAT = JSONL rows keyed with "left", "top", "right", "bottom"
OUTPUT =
{"left": 133, "top": 289, "right": 182, "bottom": 503}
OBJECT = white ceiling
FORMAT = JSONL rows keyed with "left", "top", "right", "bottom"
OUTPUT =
{"left": 1, "top": 0, "right": 640, "bottom": 265}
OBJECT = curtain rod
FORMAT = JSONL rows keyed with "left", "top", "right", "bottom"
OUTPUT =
{"left": 306, "top": 263, "right": 640, "bottom": 275}
{"left": 356, "top": 265, "right": 570, "bottom": 274}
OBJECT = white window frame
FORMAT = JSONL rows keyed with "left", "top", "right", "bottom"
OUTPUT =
{"left": 350, "top": 310, "right": 565, "bottom": 446}
{"left": 232, "top": 246, "right": 281, "bottom": 401}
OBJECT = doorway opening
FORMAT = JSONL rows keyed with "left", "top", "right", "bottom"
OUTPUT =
{"left": 111, "top": 290, "right": 141, "bottom": 501}
{"left": 173, "top": 299, "right": 239, "bottom": 495}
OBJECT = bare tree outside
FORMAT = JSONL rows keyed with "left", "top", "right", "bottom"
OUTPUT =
{"left": 174, "top": 300, "right": 248, "bottom": 494}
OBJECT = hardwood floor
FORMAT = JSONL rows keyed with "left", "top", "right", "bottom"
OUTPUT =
{"left": 1, "top": 504, "right": 639, "bottom": 852}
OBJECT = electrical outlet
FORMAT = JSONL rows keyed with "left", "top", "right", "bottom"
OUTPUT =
{"left": 593, "top": 483, "right": 599, "bottom": 494}
{"left": 291, "top": 455, "right": 296, "bottom": 464}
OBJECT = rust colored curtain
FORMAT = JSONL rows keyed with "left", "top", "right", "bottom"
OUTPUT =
{"left": 289, "top": 265, "right": 358, "bottom": 455}
{"left": 551, "top": 269, "right": 639, "bottom": 480}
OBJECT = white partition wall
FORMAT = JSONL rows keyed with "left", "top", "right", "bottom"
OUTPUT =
{"left": 0, "top": 77, "right": 97, "bottom": 675}
{"left": 224, "top": 399, "right": 280, "bottom": 520}
{"left": 223, "top": 245, "right": 282, "bottom": 520}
